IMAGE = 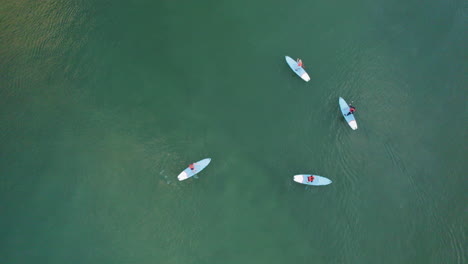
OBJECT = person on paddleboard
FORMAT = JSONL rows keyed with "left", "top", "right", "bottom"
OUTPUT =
{"left": 347, "top": 105, "right": 356, "bottom": 116}
{"left": 296, "top": 58, "right": 303, "bottom": 68}
{"left": 307, "top": 175, "right": 315, "bottom": 182}
{"left": 189, "top": 164, "right": 195, "bottom": 171}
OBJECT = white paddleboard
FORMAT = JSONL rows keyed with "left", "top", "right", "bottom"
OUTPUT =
{"left": 293, "top": 174, "right": 332, "bottom": 186}
{"left": 285, "top": 56, "right": 310, "bottom": 82}
{"left": 339, "top": 97, "right": 358, "bottom": 130}
{"left": 177, "top": 158, "right": 211, "bottom": 181}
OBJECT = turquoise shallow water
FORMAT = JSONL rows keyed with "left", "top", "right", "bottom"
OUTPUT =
{"left": 1, "top": 0, "right": 466, "bottom": 263}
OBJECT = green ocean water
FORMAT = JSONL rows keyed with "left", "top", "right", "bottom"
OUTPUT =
{"left": 1, "top": 0, "right": 466, "bottom": 263}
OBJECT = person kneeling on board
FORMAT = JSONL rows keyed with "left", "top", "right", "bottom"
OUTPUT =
{"left": 346, "top": 105, "right": 356, "bottom": 116}
{"left": 308, "top": 176, "right": 315, "bottom": 182}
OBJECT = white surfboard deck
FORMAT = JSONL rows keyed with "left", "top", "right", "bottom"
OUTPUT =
{"left": 177, "top": 158, "right": 211, "bottom": 181}
{"left": 293, "top": 174, "right": 332, "bottom": 186}
{"left": 285, "top": 56, "right": 310, "bottom": 82}
{"left": 339, "top": 97, "right": 358, "bottom": 130}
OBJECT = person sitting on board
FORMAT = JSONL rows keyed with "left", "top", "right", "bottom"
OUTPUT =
{"left": 346, "top": 105, "right": 356, "bottom": 116}
{"left": 296, "top": 58, "right": 303, "bottom": 68}
{"left": 189, "top": 164, "right": 195, "bottom": 171}
{"left": 307, "top": 175, "right": 315, "bottom": 182}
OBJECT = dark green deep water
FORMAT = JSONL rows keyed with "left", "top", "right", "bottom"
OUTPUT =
{"left": 1, "top": 0, "right": 466, "bottom": 263}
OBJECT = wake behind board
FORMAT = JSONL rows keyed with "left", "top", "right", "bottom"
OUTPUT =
{"left": 285, "top": 56, "right": 310, "bottom": 82}
{"left": 177, "top": 158, "right": 211, "bottom": 181}
{"left": 339, "top": 97, "right": 358, "bottom": 130}
{"left": 293, "top": 174, "right": 332, "bottom": 186}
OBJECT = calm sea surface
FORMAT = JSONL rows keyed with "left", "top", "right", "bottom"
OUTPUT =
{"left": 1, "top": 0, "right": 466, "bottom": 263}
